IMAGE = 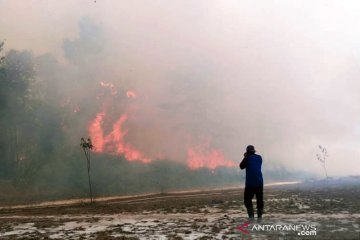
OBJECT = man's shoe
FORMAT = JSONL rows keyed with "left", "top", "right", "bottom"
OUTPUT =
{"left": 247, "top": 207, "right": 254, "bottom": 220}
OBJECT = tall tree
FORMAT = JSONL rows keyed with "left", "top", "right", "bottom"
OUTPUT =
{"left": 80, "top": 137, "right": 94, "bottom": 203}
{"left": 0, "top": 45, "right": 35, "bottom": 178}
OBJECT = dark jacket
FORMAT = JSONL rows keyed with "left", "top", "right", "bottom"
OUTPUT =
{"left": 240, "top": 153, "right": 263, "bottom": 187}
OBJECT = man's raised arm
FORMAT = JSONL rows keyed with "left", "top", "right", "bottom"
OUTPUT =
{"left": 240, "top": 155, "right": 248, "bottom": 169}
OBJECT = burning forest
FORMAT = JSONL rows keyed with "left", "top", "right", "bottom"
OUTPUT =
{"left": 1, "top": 1, "right": 360, "bottom": 239}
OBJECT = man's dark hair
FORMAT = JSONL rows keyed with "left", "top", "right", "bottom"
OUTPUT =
{"left": 246, "top": 145, "right": 256, "bottom": 153}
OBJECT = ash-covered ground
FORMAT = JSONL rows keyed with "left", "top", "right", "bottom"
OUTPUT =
{"left": 0, "top": 178, "right": 359, "bottom": 240}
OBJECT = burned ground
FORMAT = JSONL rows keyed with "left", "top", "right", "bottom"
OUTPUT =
{"left": 0, "top": 183, "right": 359, "bottom": 239}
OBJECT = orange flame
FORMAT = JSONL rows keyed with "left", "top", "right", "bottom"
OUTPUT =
{"left": 100, "top": 81, "right": 118, "bottom": 95}
{"left": 88, "top": 112, "right": 105, "bottom": 152}
{"left": 126, "top": 90, "right": 137, "bottom": 99}
{"left": 187, "top": 140, "right": 236, "bottom": 170}
{"left": 73, "top": 105, "right": 80, "bottom": 113}
{"left": 88, "top": 112, "right": 150, "bottom": 163}
{"left": 89, "top": 111, "right": 234, "bottom": 169}
{"left": 100, "top": 81, "right": 114, "bottom": 88}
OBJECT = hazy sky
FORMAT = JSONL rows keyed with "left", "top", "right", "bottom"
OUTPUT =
{"left": 1, "top": 0, "right": 360, "bottom": 176}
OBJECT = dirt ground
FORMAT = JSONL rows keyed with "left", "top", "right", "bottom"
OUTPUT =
{"left": 0, "top": 182, "right": 359, "bottom": 240}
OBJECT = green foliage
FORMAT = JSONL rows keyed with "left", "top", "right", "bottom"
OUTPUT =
{"left": 0, "top": 46, "right": 36, "bottom": 179}
{"left": 62, "top": 17, "right": 103, "bottom": 65}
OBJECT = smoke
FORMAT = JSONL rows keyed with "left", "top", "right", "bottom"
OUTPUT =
{"left": 1, "top": 0, "right": 360, "bottom": 178}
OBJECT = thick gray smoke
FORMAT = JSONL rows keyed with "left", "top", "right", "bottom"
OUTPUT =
{"left": 1, "top": 0, "right": 359, "bottom": 179}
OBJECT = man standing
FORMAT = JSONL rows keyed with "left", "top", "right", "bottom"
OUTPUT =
{"left": 240, "top": 145, "right": 264, "bottom": 220}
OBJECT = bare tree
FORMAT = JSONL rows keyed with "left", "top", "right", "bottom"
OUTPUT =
{"left": 80, "top": 137, "right": 94, "bottom": 203}
{"left": 316, "top": 145, "right": 328, "bottom": 179}
{"left": 0, "top": 41, "right": 5, "bottom": 63}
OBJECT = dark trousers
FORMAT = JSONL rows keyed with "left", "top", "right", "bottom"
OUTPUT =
{"left": 244, "top": 186, "right": 264, "bottom": 211}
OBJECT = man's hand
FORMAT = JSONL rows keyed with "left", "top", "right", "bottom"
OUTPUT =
{"left": 240, "top": 154, "right": 248, "bottom": 169}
